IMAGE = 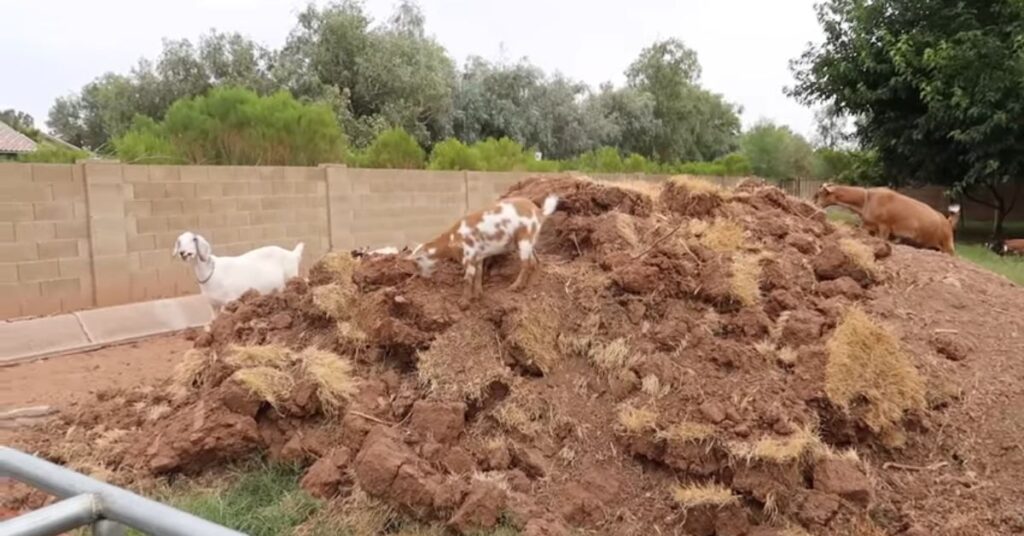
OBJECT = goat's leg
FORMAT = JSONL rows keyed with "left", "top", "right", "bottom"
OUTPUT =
{"left": 510, "top": 238, "right": 534, "bottom": 291}
{"left": 474, "top": 259, "right": 485, "bottom": 296}
{"left": 462, "top": 260, "right": 477, "bottom": 302}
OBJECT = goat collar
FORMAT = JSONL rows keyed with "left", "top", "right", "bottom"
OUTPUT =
{"left": 195, "top": 258, "right": 216, "bottom": 284}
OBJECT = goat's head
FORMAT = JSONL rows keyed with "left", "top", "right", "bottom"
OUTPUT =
{"left": 986, "top": 240, "right": 1008, "bottom": 256}
{"left": 173, "top": 232, "right": 212, "bottom": 263}
{"left": 406, "top": 243, "right": 438, "bottom": 277}
{"left": 812, "top": 183, "right": 838, "bottom": 208}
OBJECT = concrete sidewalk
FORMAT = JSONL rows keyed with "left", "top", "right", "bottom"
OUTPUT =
{"left": 0, "top": 296, "right": 212, "bottom": 366}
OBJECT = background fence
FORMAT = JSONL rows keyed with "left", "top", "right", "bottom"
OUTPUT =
{"left": 0, "top": 162, "right": 1015, "bottom": 320}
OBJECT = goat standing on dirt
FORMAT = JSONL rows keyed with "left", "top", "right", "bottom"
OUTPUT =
{"left": 173, "top": 231, "right": 304, "bottom": 316}
{"left": 813, "top": 183, "right": 961, "bottom": 255}
{"left": 407, "top": 194, "right": 559, "bottom": 302}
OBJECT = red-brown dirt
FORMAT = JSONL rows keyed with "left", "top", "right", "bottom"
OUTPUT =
{"left": 6, "top": 175, "right": 1024, "bottom": 535}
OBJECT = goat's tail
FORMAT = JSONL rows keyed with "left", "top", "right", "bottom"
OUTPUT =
{"left": 947, "top": 203, "right": 962, "bottom": 229}
{"left": 541, "top": 194, "right": 559, "bottom": 218}
{"left": 292, "top": 242, "right": 305, "bottom": 260}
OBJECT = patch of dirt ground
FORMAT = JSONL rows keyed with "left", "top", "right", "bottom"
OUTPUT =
{"left": 4, "top": 175, "right": 1024, "bottom": 535}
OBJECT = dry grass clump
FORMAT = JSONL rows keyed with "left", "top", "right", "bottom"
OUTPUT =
{"left": 754, "top": 341, "right": 799, "bottom": 367}
{"left": 317, "top": 251, "right": 358, "bottom": 282}
{"left": 494, "top": 392, "right": 551, "bottom": 437}
{"left": 231, "top": 367, "right": 295, "bottom": 408}
{"left": 729, "top": 427, "right": 821, "bottom": 464}
{"left": 671, "top": 482, "right": 738, "bottom": 509}
{"left": 701, "top": 218, "right": 746, "bottom": 252}
{"left": 299, "top": 347, "right": 358, "bottom": 415}
{"left": 173, "top": 349, "right": 217, "bottom": 388}
{"left": 825, "top": 307, "right": 926, "bottom": 434}
{"left": 730, "top": 253, "right": 762, "bottom": 306}
{"left": 641, "top": 374, "right": 670, "bottom": 398}
{"left": 617, "top": 404, "right": 658, "bottom": 435}
{"left": 508, "top": 304, "right": 561, "bottom": 374}
{"left": 669, "top": 175, "right": 727, "bottom": 196}
{"left": 313, "top": 282, "right": 357, "bottom": 320}
{"left": 302, "top": 487, "right": 394, "bottom": 536}
{"left": 589, "top": 338, "right": 632, "bottom": 372}
{"left": 613, "top": 179, "right": 663, "bottom": 200}
{"left": 658, "top": 421, "right": 716, "bottom": 443}
{"left": 225, "top": 344, "right": 292, "bottom": 369}
{"left": 417, "top": 320, "right": 510, "bottom": 403}
{"left": 840, "top": 238, "right": 878, "bottom": 275}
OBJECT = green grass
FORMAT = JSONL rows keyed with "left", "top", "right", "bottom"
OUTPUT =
{"left": 954, "top": 243, "right": 1024, "bottom": 285}
{"left": 94, "top": 461, "right": 522, "bottom": 536}
{"left": 123, "top": 462, "right": 319, "bottom": 536}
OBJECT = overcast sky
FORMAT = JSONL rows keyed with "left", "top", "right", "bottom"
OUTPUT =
{"left": 1, "top": 0, "right": 824, "bottom": 138}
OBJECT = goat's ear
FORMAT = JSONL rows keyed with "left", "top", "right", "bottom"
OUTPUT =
{"left": 195, "top": 236, "right": 212, "bottom": 262}
{"left": 820, "top": 183, "right": 834, "bottom": 193}
{"left": 172, "top": 238, "right": 181, "bottom": 258}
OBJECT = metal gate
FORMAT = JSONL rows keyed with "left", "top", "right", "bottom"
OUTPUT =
{"left": 0, "top": 446, "right": 246, "bottom": 536}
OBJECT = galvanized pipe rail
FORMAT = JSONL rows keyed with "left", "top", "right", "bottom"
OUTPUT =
{"left": 0, "top": 446, "right": 246, "bottom": 536}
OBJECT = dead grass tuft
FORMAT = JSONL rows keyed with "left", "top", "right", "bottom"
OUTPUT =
{"left": 318, "top": 251, "right": 358, "bottom": 283}
{"left": 840, "top": 238, "right": 878, "bottom": 275}
{"left": 701, "top": 218, "right": 746, "bottom": 253}
{"left": 779, "top": 525, "right": 813, "bottom": 536}
{"left": 225, "top": 344, "right": 292, "bottom": 369}
{"left": 729, "top": 427, "right": 821, "bottom": 464}
{"left": 231, "top": 367, "right": 295, "bottom": 408}
{"left": 589, "top": 338, "right": 632, "bottom": 372}
{"left": 326, "top": 487, "right": 394, "bottom": 536}
{"left": 669, "top": 175, "right": 727, "bottom": 196}
{"left": 777, "top": 346, "right": 798, "bottom": 366}
{"left": 825, "top": 307, "right": 926, "bottom": 434}
{"left": 312, "top": 282, "right": 358, "bottom": 321}
{"left": 616, "top": 404, "right": 658, "bottom": 435}
{"left": 641, "top": 374, "right": 670, "bottom": 398}
{"left": 494, "top": 392, "right": 551, "bottom": 437}
{"left": 658, "top": 421, "right": 716, "bottom": 443}
{"left": 299, "top": 347, "right": 359, "bottom": 415}
{"left": 612, "top": 179, "right": 663, "bottom": 200}
{"left": 508, "top": 303, "right": 561, "bottom": 374}
{"left": 730, "top": 253, "right": 762, "bottom": 306}
{"left": 172, "top": 349, "right": 217, "bottom": 389}
{"left": 671, "top": 482, "right": 738, "bottom": 509}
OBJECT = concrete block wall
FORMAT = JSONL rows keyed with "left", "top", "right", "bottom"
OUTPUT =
{"left": 117, "top": 164, "right": 330, "bottom": 303}
{"left": 2, "top": 163, "right": 1006, "bottom": 321}
{"left": 0, "top": 164, "right": 93, "bottom": 319}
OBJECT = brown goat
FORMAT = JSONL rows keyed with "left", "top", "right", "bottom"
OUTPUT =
{"left": 813, "top": 184, "right": 961, "bottom": 255}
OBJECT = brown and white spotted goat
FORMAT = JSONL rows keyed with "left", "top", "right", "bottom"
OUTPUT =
{"left": 408, "top": 194, "right": 559, "bottom": 301}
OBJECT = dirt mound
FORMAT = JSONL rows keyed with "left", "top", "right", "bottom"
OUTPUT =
{"left": 11, "top": 175, "right": 1024, "bottom": 535}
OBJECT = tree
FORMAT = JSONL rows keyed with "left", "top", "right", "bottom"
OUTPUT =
{"left": 112, "top": 87, "right": 346, "bottom": 165}
{"left": 740, "top": 121, "right": 815, "bottom": 180}
{"left": 0, "top": 109, "right": 39, "bottom": 139}
{"left": 626, "top": 38, "right": 742, "bottom": 162}
{"left": 278, "top": 1, "right": 455, "bottom": 148}
{"left": 48, "top": 32, "right": 275, "bottom": 151}
{"left": 790, "top": 0, "right": 1024, "bottom": 237}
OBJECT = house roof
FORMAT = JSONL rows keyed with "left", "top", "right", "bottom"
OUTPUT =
{"left": 0, "top": 120, "right": 37, "bottom": 154}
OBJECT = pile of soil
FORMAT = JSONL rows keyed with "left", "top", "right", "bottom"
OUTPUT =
{"left": 8, "top": 175, "right": 1024, "bottom": 536}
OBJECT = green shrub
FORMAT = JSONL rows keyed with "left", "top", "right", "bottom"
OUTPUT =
{"left": 360, "top": 127, "right": 426, "bottom": 169}
{"left": 17, "top": 143, "right": 90, "bottom": 164}
{"left": 474, "top": 137, "right": 532, "bottom": 171}
{"left": 428, "top": 138, "right": 482, "bottom": 170}
{"left": 113, "top": 87, "right": 346, "bottom": 166}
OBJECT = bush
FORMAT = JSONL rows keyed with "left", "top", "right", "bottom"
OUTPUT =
{"left": 17, "top": 143, "right": 90, "bottom": 164}
{"left": 428, "top": 138, "right": 482, "bottom": 170}
{"left": 359, "top": 127, "right": 426, "bottom": 169}
{"left": 112, "top": 87, "right": 347, "bottom": 166}
{"left": 474, "top": 138, "right": 532, "bottom": 171}
{"left": 112, "top": 116, "right": 182, "bottom": 164}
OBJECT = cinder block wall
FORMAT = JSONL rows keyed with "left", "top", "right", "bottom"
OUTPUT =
{"left": 0, "top": 163, "right": 1010, "bottom": 320}
{"left": 0, "top": 164, "right": 93, "bottom": 319}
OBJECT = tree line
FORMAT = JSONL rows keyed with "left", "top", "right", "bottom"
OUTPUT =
{"left": 15, "top": 0, "right": 853, "bottom": 181}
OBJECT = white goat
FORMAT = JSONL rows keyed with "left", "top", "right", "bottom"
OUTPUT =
{"left": 173, "top": 231, "right": 304, "bottom": 316}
